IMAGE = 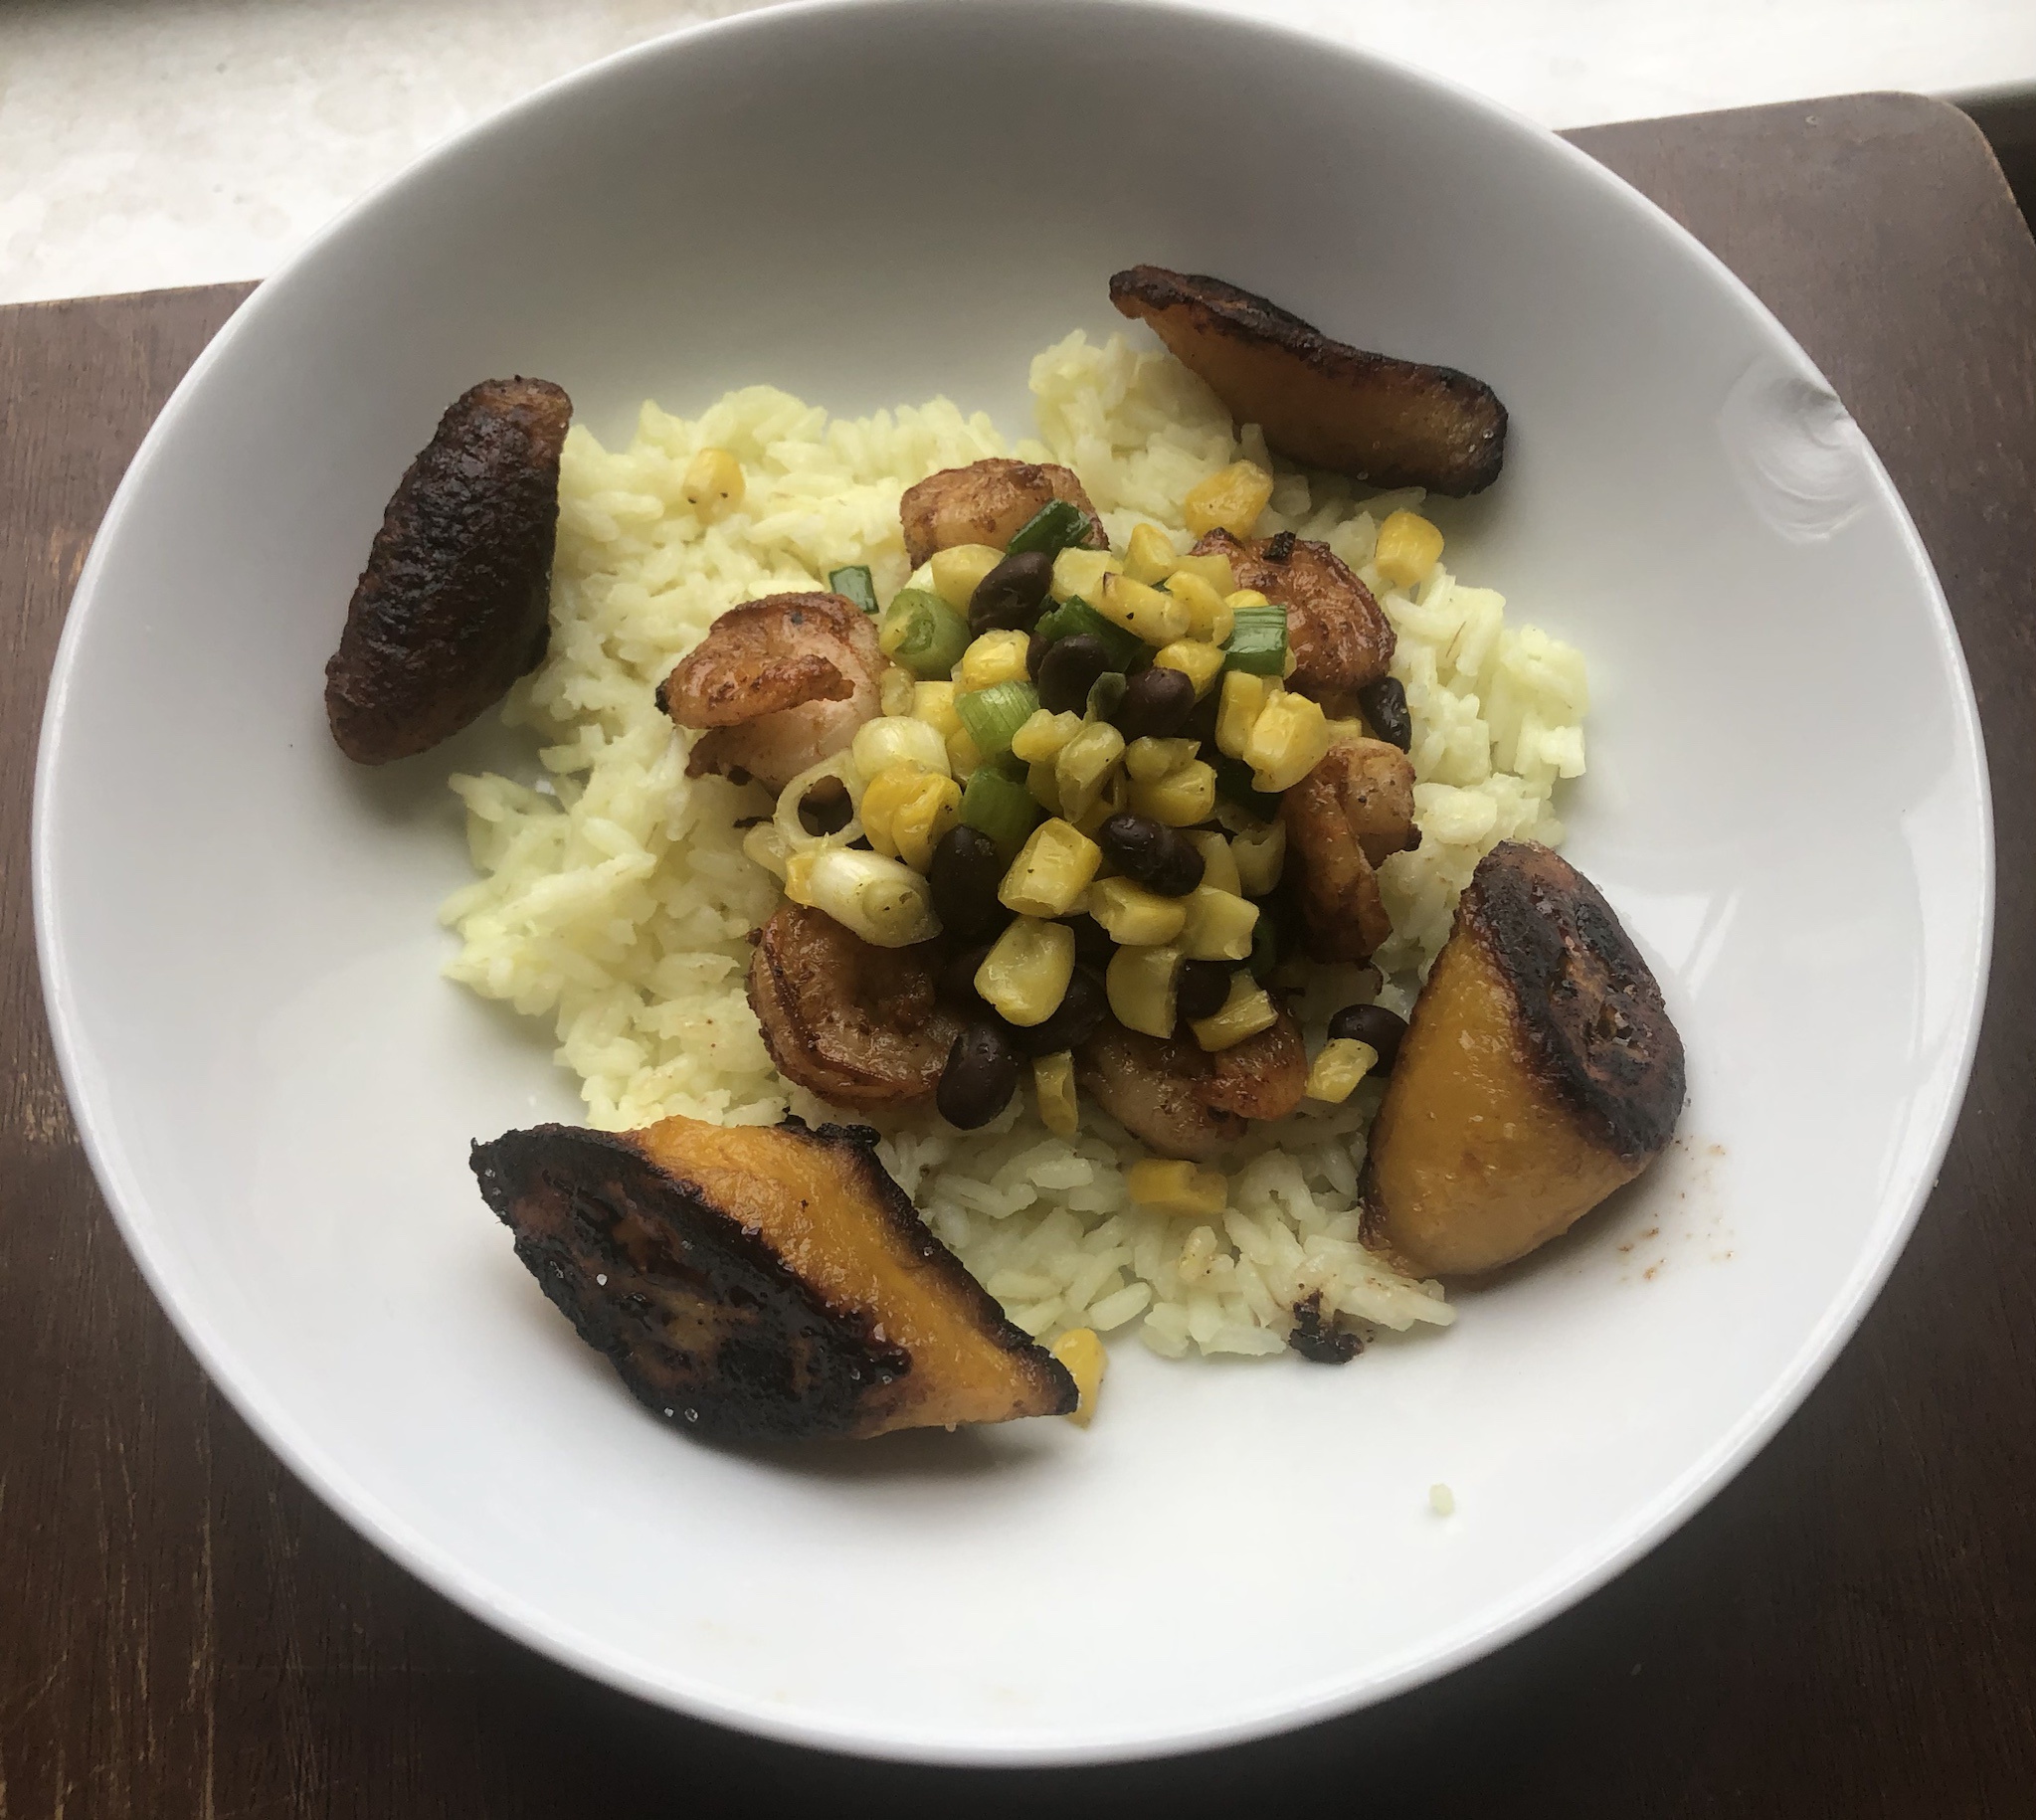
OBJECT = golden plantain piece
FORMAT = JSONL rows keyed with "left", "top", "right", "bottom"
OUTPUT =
{"left": 325, "top": 377, "right": 571, "bottom": 763}
{"left": 898, "top": 456, "right": 1107, "bottom": 569}
{"left": 1109, "top": 266, "right": 1507, "bottom": 495}
{"left": 1364, "top": 841, "right": 1684, "bottom": 1276}
{"left": 471, "top": 1115, "right": 1076, "bottom": 1442}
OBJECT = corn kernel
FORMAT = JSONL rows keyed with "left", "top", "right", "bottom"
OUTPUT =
{"left": 1034, "top": 1051, "right": 1079, "bottom": 1138}
{"left": 1305, "top": 1036, "right": 1379, "bottom": 1103}
{"left": 1166, "top": 550, "right": 1236, "bottom": 596}
{"left": 1125, "top": 736, "right": 1201, "bottom": 784}
{"left": 1375, "top": 510, "right": 1444, "bottom": 590}
{"left": 1180, "top": 885, "right": 1258, "bottom": 961}
{"left": 1026, "top": 759, "right": 1063, "bottom": 815}
{"left": 1124, "top": 522, "right": 1181, "bottom": 584}
{"left": 1243, "top": 688, "right": 1332, "bottom": 792}
{"left": 1191, "top": 977, "right": 1280, "bottom": 1051}
{"left": 913, "top": 679, "right": 962, "bottom": 741}
{"left": 1128, "top": 759, "right": 1216, "bottom": 827}
{"left": 1216, "top": 670, "right": 1271, "bottom": 759}
{"left": 1000, "top": 817, "right": 1102, "bottom": 918}
{"left": 878, "top": 666, "right": 915, "bottom": 717}
{"left": 681, "top": 447, "right": 745, "bottom": 518}
{"left": 1088, "top": 875, "right": 1189, "bottom": 945}
{"left": 858, "top": 761, "right": 933, "bottom": 860}
{"left": 1184, "top": 460, "right": 1273, "bottom": 539}
{"left": 1230, "top": 818, "right": 1286, "bottom": 895}
{"left": 1072, "top": 771, "right": 1130, "bottom": 837}
{"left": 1162, "top": 571, "right": 1234, "bottom": 644}
{"left": 890, "top": 773, "right": 962, "bottom": 870}
{"left": 976, "top": 916, "right": 1075, "bottom": 1026}
{"left": 1125, "top": 1158, "right": 1228, "bottom": 1218}
{"left": 1055, "top": 720, "right": 1126, "bottom": 821}
{"left": 1011, "top": 707, "right": 1084, "bottom": 765}
{"left": 1098, "top": 572, "right": 1191, "bottom": 646}
{"left": 1106, "top": 942, "right": 1182, "bottom": 1038}
{"left": 1224, "top": 589, "right": 1269, "bottom": 611}
{"left": 947, "top": 725, "right": 982, "bottom": 779}
{"left": 1187, "top": 830, "right": 1242, "bottom": 897}
{"left": 1154, "top": 638, "right": 1227, "bottom": 699}
{"left": 929, "top": 542, "right": 1005, "bottom": 611}
{"left": 1050, "top": 546, "right": 1122, "bottom": 604}
{"left": 959, "top": 629, "right": 1032, "bottom": 692}
{"left": 1050, "top": 1326, "right": 1106, "bottom": 1426}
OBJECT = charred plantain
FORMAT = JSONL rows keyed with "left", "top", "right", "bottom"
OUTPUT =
{"left": 1364, "top": 842, "right": 1683, "bottom": 1275}
{"left": 1109, "top": 266, "right": 1506, "bottom": 495}
{"left": 472, "top": 1115, "right": 1076, "bottom": 1442}
{"left": 325, "top": 377, "right": 571, "bottom": 763}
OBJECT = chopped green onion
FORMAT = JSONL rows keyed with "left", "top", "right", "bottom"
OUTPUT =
{"left": 828, "top": 564, "right": 878, "bottom": 614}
{"left": 1211, "top": 753, "right": 1281, "bottom": 819}
{"left": 1084, "top": 671, "right": 1128, "bottom": 723}
{"left": 1005, "top": 497, "right": 1094, "bottom": 559}
{"left": 954, "top": 680, "right": 1041, "bottom": 761}
{"left": 1222, "top": 604, "right": 1289, "bottom": 675}
{"left": 879, "top": 587, "right": 971, "bottom": 679}
{"left": 960, "top": 759, "right": 1040, "bottom": 856}
{"left": 1033, "top": 596, "right": 1145, "bottom": 671}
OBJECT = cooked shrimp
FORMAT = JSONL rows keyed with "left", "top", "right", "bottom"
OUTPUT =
{"left": 1195, "top": 529, "right": 1394, "bottom": 717}
{"left": 1075, "top": 1009, "right": 1307, "bottom": 1161}
{"left": 1281, "top": 736, "right": 1418, "bottom": 962}
{"left": 747, "top": 903, "right": 962, "bottom": 1110}
{"left": 657, "top": 592, "right": 883, "bottom": 794}
{"left": 899, "top": 458, "right": 1107, "bottom": 569}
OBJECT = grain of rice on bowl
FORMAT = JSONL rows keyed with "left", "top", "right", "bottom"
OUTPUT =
{"left": 439, "top": 331, "right": 1589, "bottom": 1362}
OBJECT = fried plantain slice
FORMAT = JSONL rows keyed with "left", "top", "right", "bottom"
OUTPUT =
{"left": 472, "top": 1115, "right": 1076, "bottom": 1442}
{"left": 898, "top": 457, "right": 1107, "bottom": 569}
{"left": 1109, "top": 266, "right": 1506, "bottom": 495}
{"left": 325, "top": 377, "right": 572, "bottom": 763}
{"left": 1363, "top": 842, "right": 1684, "bottom": 1275}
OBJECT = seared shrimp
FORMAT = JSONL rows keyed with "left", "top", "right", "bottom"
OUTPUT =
{"left": 1195, "top": 529, "right": 1394, "bottom": 717}
{"left": 1281, "top": 736, "right": 1418, "bottom": 962}
{"left": 657, "top": 592, "right": 883, "bottom": 794}
{"left": 1075, "top": 1010, "right": 1307, "bottom": 1161}
{"left": 899, "top": 458, "right": 1106, "bottom": 569}
{"left": 747, "top": 903, "right": 962, "bottom": 1110}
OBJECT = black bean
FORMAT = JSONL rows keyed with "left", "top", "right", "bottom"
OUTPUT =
{"left": 795, "top": 775, "right": 852, "bottom": 836}
{"left": 1026, "top": 629, "right": 1050, "bottom": 682}
{"left": 1356, "top": 675, "right": 1412, "bottom": 752}
{"left": 936, "top": 942, "right": 996, "bottom": 1011}
{"left": 1327, "top": 1002, "right": 1408, "bottom": 1071}
{"left": 1011, "top": 967, "right": 1107, "bottom": 1056}
{"left": 1112, "top": 664, "right": 1196, "bottom": 741}
{"left": 1176, "top": 959, "right": 1232, "bottom": 1022}
{"left": 968, "top": 549, "right": 1055, "bottom": 634}
{"left": 1065, "top": 913, "right": 1115, "bottom": 971}
{"left": 928, "top": 824, "right": 1011, "bottom": 943}
{"left": 1097, "top": 813, "right": 1205, "bottom": 897}
{"left": 937, "top": 1023, "right": 1020, "bottom": 1129}
{"left": 1182, "top": 683, "right": 1220, "bottom": 750}
{"left": 1035, "top": 634, "right": 1111, "bottom": 714}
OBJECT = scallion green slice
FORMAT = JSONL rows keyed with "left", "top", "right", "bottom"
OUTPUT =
{"left": 954, "top": 680, "right": 1041, "bottom": 761}
{"left": 1222, "top": 603, "right": 1289, "bottom": 675}
{"left": 960, "top": 760, "right": 1040, "bottom": 856}
{"left": 1033, "top": 596, "right": 1145, "bottom": 671}
{"left": 1005, "top": 497, "right": 1094, "bottom": 560}
{"left": 828, "top": 564, "right": 878, "bottom": 615}
{"left": 879, "top": 587, "right": 971, "bottom": 679}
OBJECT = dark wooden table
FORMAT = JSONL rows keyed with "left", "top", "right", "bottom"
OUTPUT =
{"left": 3, "top": 93, "right": 2032, "bottom": 1817}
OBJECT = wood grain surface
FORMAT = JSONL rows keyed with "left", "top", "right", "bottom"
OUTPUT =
{"left": 3, "top": 93, "right": 2032, "bottom": 1817}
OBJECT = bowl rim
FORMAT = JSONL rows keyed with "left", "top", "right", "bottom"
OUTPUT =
{"left": 31, "top": 0, "right": 1997, "bottom": 1766}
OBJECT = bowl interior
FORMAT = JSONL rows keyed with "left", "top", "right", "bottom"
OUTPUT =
{"left": 35, "top": 0, "right": 1989, "bottom": 1764}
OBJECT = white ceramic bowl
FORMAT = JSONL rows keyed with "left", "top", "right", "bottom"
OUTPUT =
{"left": 34, "top": 0, "right": 1991, "bottom": 1766}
